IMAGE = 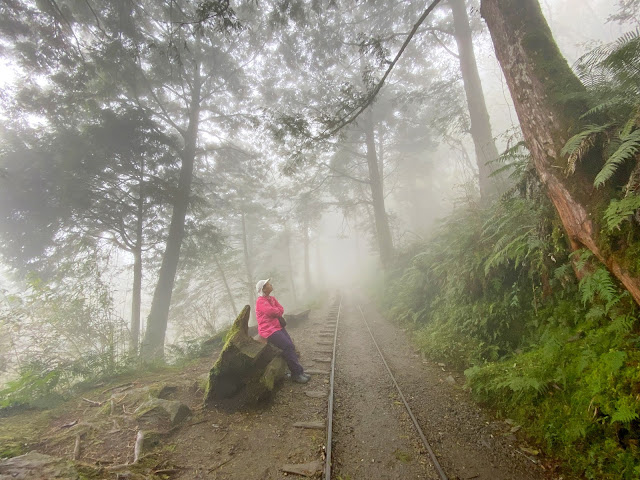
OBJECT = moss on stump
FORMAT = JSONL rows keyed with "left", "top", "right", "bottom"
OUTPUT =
{"left": 204, "top": 305, "right": 287, "bottom": 410}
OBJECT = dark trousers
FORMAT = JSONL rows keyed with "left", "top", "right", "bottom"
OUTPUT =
{"left": 267, "top": 328, "right": 303, "bottom": 376}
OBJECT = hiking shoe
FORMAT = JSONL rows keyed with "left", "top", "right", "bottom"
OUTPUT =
{"left": 301, "top": 373, "right": 311, "bottom": 380}
{"left": 292, "top": 374, "right": 310, "bottom": 384}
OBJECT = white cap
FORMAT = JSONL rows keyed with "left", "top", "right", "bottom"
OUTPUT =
{"left": 256, "top": 278, "right": 270, "bottom": 295}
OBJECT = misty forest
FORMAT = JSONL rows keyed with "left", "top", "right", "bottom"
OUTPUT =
{"left": 1, "top": 0, "right": 640, "bottom": 479}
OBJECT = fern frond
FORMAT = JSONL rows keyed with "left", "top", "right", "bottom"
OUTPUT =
{"left": 610, "top": 403, "right": 639, "bottom": 424}
{"left": 603, "top": 194, "right": 640, "bottom": 231}
{"left": 624, "top": 162, "right": 640, "bottom": 195}
{"left": 553, "top": 263, "right": 572, "bottom": 280}
{"left": 579, "top": 96, "right": 627, "bottom": 120}
{"left": 562, "top": 124, "right": 611, "bottom": 174}
{"left": 607, "top": 314, "right": 635, "bottom": 335}
{"left": 594, "top": 129, "right": 640, "bottom": 187}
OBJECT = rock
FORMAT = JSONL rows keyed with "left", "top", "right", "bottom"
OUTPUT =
{"left": 134, "top": 397, "right": 191, "bottom": 426}
{"left": 281, "top": 460, "right": 323, "bottom": 477}
{"left": 293, "top": 421, "right": 325, "bottom": 430}
{"left": 305, "top": 390, "right": 327, "bottom": 398}
{"left": 445, "top": 375, "right": 456, "bottom": 385}
{"left": 0, "top": 451, "right": 99, "bottom": 480}
{"left": 204, "top": 305, "right": 287, "bottom": 410}
{"left": 149, "top": 384, "right": 178, "bottom": 399}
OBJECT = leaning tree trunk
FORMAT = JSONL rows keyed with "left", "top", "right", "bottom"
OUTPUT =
{"left": 481, "top": 0, "right": 640, "bottom": 306}
{"left": 363, "top": 111, "right": 394, "bottom": 268}
{"left": 451, "top": 0, "right": 501, "bottom": 200}
{"left": 141, "top": 48, "right": 202, "bottom": 360}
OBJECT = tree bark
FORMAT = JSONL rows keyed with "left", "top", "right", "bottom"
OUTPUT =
{"left": 141, "top": 38, "right": 202, "bottom": 360}
{"left": 129, "top": 164, "right": 144, "bottom": 357}
{"left": 284, "top": 222, "right": 298, "bottom": 304}
{"left": 303, "top": 219, "right": 311, "bottom": 293}
{"left": 481, "top": 0, "right": 640, "bottom": 306}
{"left": 130, "top": 245, "right": 142, "bottom": 356}
{"left": 451, "top": 0, "right": 500, "bottom": 200}
{"left": 363, "top": 111, "right": 394, "bottom": 268}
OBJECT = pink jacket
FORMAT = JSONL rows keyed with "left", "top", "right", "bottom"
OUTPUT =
{"left": 256, "top": 295, "right": 284, "bottom": 338}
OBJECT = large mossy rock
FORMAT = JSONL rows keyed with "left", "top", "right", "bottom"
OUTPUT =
{"left": 204, "top": 305, "right": 287, "bottom": 410}
{"left": 134, "top": 397, "right": 191, "bottom": 426}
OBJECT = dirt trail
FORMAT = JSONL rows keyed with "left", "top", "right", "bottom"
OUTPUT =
{"left": 353, "top": 294, "right": 552, "bottom": 480}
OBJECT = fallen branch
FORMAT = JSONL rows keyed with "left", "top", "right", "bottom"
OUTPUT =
{"left": 59, "top": 420, "right": 78, "bottom": 429}
{"left": 81, "top": 398, "right": 104, "bottom": 407}
{"left": 133, "top": 430, "right": 144, "bottom": 464}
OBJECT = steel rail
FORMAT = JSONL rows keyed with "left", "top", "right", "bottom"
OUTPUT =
{"left": 324, "top": 296, "right": 342, "bottom": 480}
{"left": 357, "top": 304, "right": 449, "bottom": 480}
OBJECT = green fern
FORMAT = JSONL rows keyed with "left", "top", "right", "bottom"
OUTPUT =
{"left": 610, "top": 398, "right": 639, "bottom": 425}
{"left": 603, "top": 194, "right": 640, "bottom": 230}
{"left": 594, "top": 128, "right": 640, "bottom": 187}
{"left": 600, "top": 350, "right": 627, "bottom": 375}
{"left": 607, "top": 314, "right": 635, "bottom": 335}
{"left": 579, "top": 266, "right": 618, "bottom": 308}
{"left": 561, "top": 124, "right": 611, "bottom": 174}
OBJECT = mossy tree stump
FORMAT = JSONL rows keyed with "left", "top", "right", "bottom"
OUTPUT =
{"left": 204, "top": 305, "right": 286, "bottom": 410}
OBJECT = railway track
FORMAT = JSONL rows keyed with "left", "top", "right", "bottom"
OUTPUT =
{"left": 319, "top": 296, "right": 448, "bottom": 480}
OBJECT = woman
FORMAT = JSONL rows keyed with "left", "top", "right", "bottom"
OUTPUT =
{"left": 255, "top": 278, "right": 310, "bottom": 384}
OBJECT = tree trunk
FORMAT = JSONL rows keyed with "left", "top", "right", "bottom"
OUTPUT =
{"left": 303, "top": 219, "right": 311, "bottom": 293}
{"left": 141, "top": 40, "right": 202, "bottom": 360}
{"left": 451, "top": 0, "right": 500, "bottom": 200}
{"left": 363, "top": 111, "right": 394, "bottom": 268}
{"left": 284, "top": 222, "right": 298, "bottom": 304}
{"left": 129, "top": 164, "right": 144, "bottom": 357}
{"left": 481, "top": 0, "right": 640, "bottom": 306}
{"left": 241, "top": 210, "right": 256, "bottom": 324}
{"left": 315, "top": 239, "right": 325, "bottom": 286}
{"left": 130, "top": 245, "right": 142, "bottom": 356}
{"left": 214, "top": 254, "right": 238, "bottom": 317}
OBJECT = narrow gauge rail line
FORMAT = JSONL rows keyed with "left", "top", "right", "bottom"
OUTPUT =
{"left": 323, "top": 299, "right": 448, "bottom": 480}
{"left": 357, "top": 304, "right": 448, "bottom": 480}
{"left": 324, "top": 296, "right": 342, "bottom": 480}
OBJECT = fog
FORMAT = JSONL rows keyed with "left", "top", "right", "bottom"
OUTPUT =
{"left": 0, "top": 0, "right": 635, "bottom": 380}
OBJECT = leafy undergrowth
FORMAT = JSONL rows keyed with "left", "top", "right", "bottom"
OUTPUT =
{"left": 383, "top": 188, "right": 640, "bottom": 479}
